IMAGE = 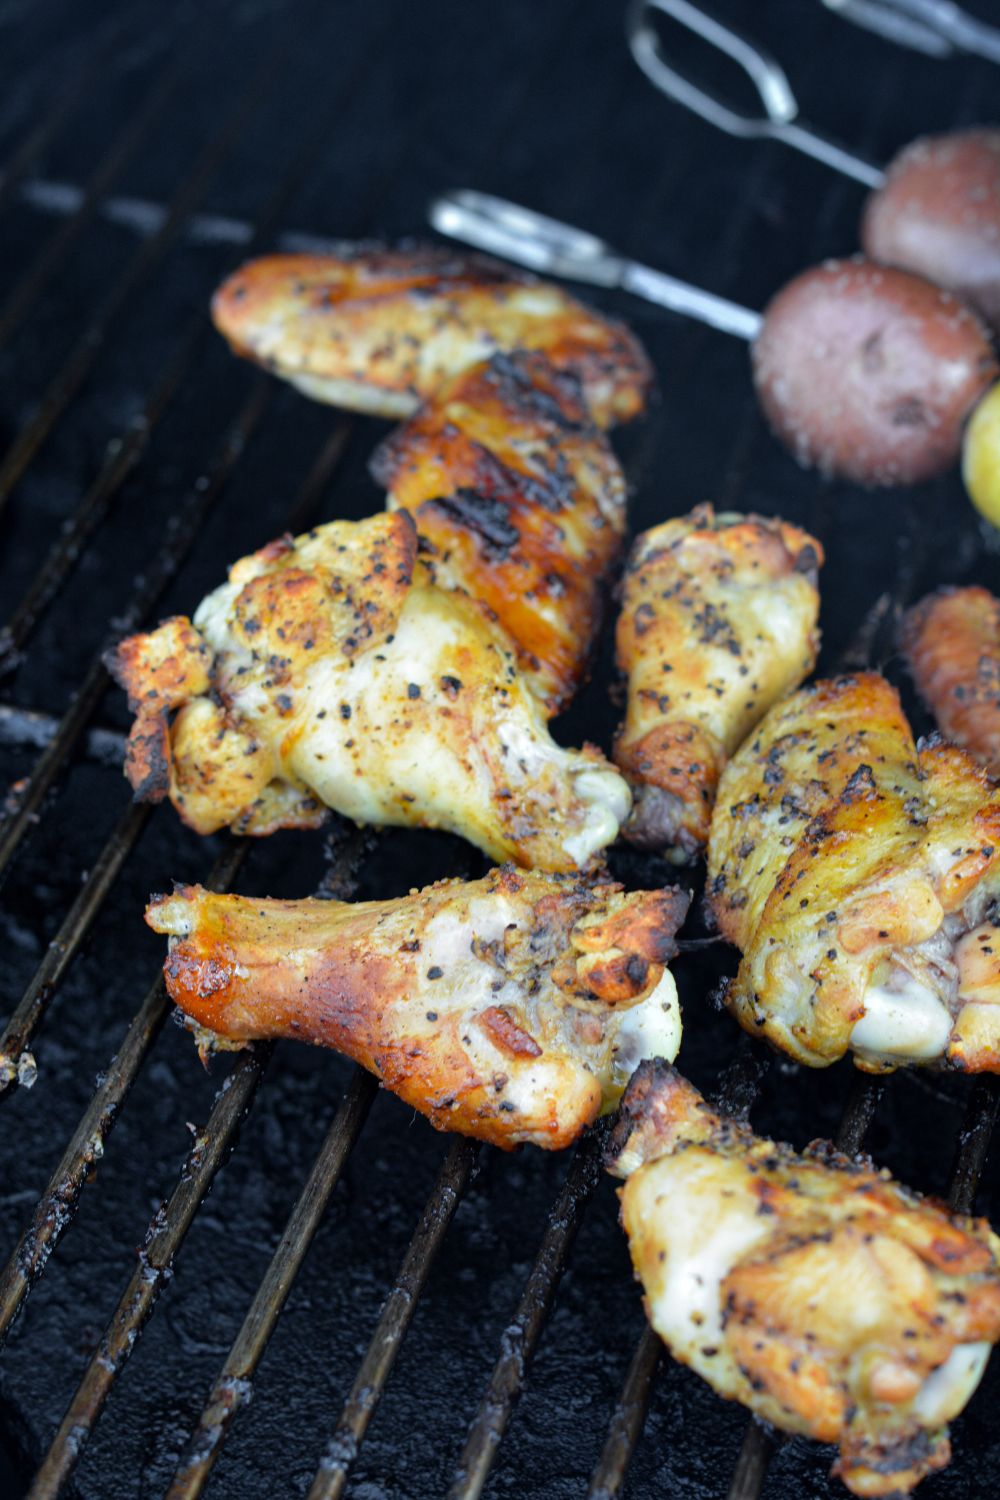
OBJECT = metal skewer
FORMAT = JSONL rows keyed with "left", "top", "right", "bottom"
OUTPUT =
{"left": 629, "top": 0, "right": 1000, "bottom": 186}
{"left": 821, "top": 0, "right": 1000, "bottom": 66}
{"left": 428, "top": 189, "right": 762, "bottom": 340}
{"left": 625, "top": 0, "right": 885, "bottom": 188}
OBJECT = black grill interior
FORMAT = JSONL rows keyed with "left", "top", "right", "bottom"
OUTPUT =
{"left": 0, "top": 2, "right": 997, "bottom": 1497}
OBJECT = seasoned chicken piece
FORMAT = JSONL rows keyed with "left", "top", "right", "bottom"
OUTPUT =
{"left": 707, "top": 673, "right": 1000, "bottom": 1072}
{"left": 901, "top": 585, "right": 1000, "bottom": 775}
{"left": 607, "top": 1062, "right": 1000, "bottom": 1497}
{"left": 372, "top": 352, "right": 626, "bottom": 715}
{"left": 105, "top": 511, "right": 630, "bottom": 872}
{"left": 146, "top": 871, "right": 690, "bottom": 1150}
{"left": 613, "top": 506, "right": 822, "bottom": 859}
{"left": 211, "top": 248, "right": 651, "bottom": 429}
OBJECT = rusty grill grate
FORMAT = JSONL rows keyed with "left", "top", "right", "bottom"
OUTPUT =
{"left": 0, "top": 2, "right": 997, "bottom": 1498}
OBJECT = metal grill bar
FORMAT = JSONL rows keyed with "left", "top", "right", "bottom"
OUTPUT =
{"left": 27, "top": 1041, "right": 274, "bottom": 1500}
{"left": 0, "top": 800, "right": 150, "bottom": 1096}
{"left": 447, "top": 1126, "right": 606, "bottom": 1500}
{"left": 0, "top": 15, "right": 390, "bottom": 673}
{"left": 164, "top": 1067, "right": 379, "bottom": 1500}
{"left": 0, "top": 416, "right": 350, "bottom": 1084}
{"left": 0, "top": 39, "right": 285, "bottom": 520}
{"left": 307, "top": 1135, "right": 479, "bottom": 1500}
{"left": 0, "top": 374, "right": 271, "bottom": 888}
{"left": 0, "top": 45, "right": 188, "bottom": 353}
{"left": 0, "top": 703, "right": 125, "bottom": 764}
{"left": 833, "top": 1073, "right": 883, "bottom": 1156}
{"left": 0, "top": 837, "right": 247, "bottom": 1348}
{"left": 586, "top": 1327, "right": 661, "bottom": 1500}
{"left": 726, "top": 1425, "right": 777, "bottom": 1500}
{"left": 0, "top": 16, "right": 128, "bottom": 219}
{"left": 23, "top": 820, "right": 376, "bottom": 1493}
{"left": 949, "top": 1078, "right": 999, "bottom": 1215}
{"left": 0, "top": 421, "right": 353, "bottom": 1355}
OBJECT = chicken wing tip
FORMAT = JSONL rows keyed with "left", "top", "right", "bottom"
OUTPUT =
{"left": 604, "top": 1060, "right": 709, "bottom": 1179}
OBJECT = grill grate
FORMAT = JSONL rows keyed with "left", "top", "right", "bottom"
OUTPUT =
{"left": 0, "top": 2, "right": 997, "bottom": 1498}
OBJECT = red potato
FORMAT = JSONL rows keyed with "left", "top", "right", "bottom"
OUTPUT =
{"left": 752, "top": 257, "right": 998, "bottom": 487}
{"left": 862, "top": 129, "right": 1000, "bottom": 331}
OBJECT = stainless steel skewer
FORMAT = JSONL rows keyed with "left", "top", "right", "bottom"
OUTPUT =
{"left": 626, "top": 0, "right": 885, "bottom": 189}
{"left": 821, "top": 0, "right": 1000, "bottom": 65}
{"left": 428, "top": 189, "right": 763, "bottom": 341}
{"left": 629, "top": 0, "right": 1000, "bottom": 195}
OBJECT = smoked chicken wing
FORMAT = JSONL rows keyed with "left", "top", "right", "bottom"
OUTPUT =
{"left": 372, "top": 352, "right": 626, "bottom": 715}
{"left": 106, "top": 511, "right": 630, "bottom": 871}
{"left": 211, "top": 248, "right": 651, "bottom": 429}
{"left": 614, "top": 506, "right": 822, "bottom": 859}
{"left": 707, "top": 673, "right": 1000, "bottom": 1071}
{"left": 607, "top": 1062, "right": 1000, "bottom": 1497}
{"left": 146, "top": 871, "right": 690, "bottom": 1150}
{"left": 901, "top": 585, "right": 1000, "bottom": 775}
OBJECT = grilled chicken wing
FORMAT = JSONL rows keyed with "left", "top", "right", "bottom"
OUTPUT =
{"left": 372, "top": 352, "right": 626, "bottom": 714}
{"left": 211, "top": 248, "right": 651, "bottom": 429}
{"left": 106, "top": 511, "right": 630, "bottom": 871}
{"left": 146, "top": 871, "right": 690, "bottom": 1150}
{"left": 613, "top": 506, "right": 822, "bottom": 860}
{"left": 902, "top": 585, "right": 1000, "bottom": 775}
{"left": 707, "top": 673, "right": 1000, "bottom": 1072}
{"left": 607, "top": 1062, "right": 1000, "bottom": 1497}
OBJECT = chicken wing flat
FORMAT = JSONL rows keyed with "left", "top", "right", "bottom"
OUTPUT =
{"left": 606, "top": 1062, "right": 1000, "bottom": 1497}
{"left": 707, "top": 673, "right": 1000, "bottom": 1072}
{"left": 613, "top": 506, "right": 822, "bottom": 859}
{"left": 211, "top": 248, "right": 651, "bottom": 429}
{"left": 105, "top": 511, "right": 630, "bottom": 871}
{"left": 901, "top": 585, "right": 1000, "bottom": 775}
{"left": 371, "top": 352, "right": 626, "bottom": 715}
{"left": 146, "top": 871, "right": 690, "bottom": 1150}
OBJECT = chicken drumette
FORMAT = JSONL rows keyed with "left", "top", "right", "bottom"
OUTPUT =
{"left": 211, "top": 247, "right": 651, "bottom": 429}
{"left": 901, "top": 585, "right": 1000, "bottom": 776}
{"left": 372, "top": 352, "right": 626, "bottom": 715}
{"left": 707, "top": 673, "right": 1000, "bottom": 1071}
{"left": 147, "top": 870, "right": 690, "bottom": 1150}
{"left": 607, "top": 1062, "right": 1000, "bottom": 1497}
{"left": 613, "top": 506, "right": 822, "bottom": 859}
{"left": 106, "top": 511, "right": 630, "bottom": 871}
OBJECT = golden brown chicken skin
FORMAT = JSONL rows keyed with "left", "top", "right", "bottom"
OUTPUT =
{"left": 211, "top": 248, "right": 652, "bottom": 429}
{"left": 146, "top": 871, "right": 690, "bottom": 1150}
{"left": 613, "top": 506, "right": 822, "bottom": 860}
{"left": 372, "top": 352, "right": 626, "bottom": 715}
{"left": 707, "top": 673, "right": 1000, "bottom": 1073}
{"left": 901, "top": 585, "right": 1000, "bottom": 776}
{"left": 607, "top": 1062, "right": 1000, "bottom": 1497}
{"left": 105, "top": 511, "right": 631, "bottom": 871}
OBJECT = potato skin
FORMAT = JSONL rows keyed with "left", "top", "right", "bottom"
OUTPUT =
{"left": 752, "top": 257, "right": 998, "bottom": 487}
{"left": 862, "top": 129, "right": 1000, "bottom": 331}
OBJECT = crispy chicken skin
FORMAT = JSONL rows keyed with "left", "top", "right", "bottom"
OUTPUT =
{"left": 606, "top": 1062, "right": 1000, "bottom": 1497}
{"left": 707, "top": 673, "right": 1000, "bottom": 1072}
{"left": 211, "top": 248, "right": 652, "bottom": 429}
{"left": 901, "top": 585, "right": 1000, "bottom": 775}
{"left": 613, "top": 506, "right": 822, "bottom": 860}
{"left": 105, "top": 511, "right": 631, "bottom": 871}
{"left": 372, "top": 353, "right": 626, "bottom": 715}
{"left": 146, "top": 871, "right": 690, "bottom": 1150}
